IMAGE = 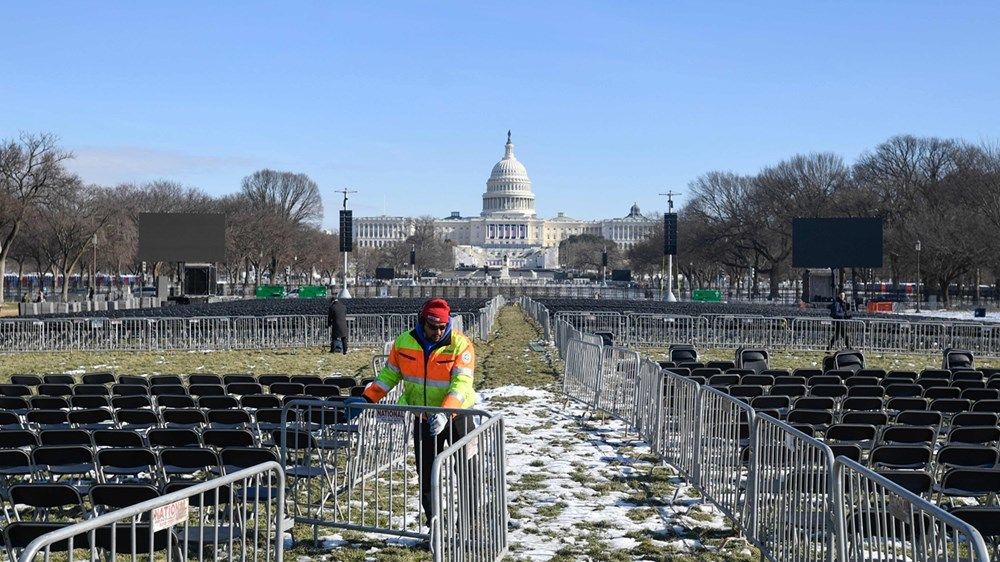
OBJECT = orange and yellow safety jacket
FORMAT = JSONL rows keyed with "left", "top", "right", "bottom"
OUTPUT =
{"left": 362, "top": 327, "right": 476, "bottom": 409}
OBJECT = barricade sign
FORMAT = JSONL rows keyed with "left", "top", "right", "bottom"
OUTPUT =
{"left": 150, "top": 498, "right": 189, "bottom": 532}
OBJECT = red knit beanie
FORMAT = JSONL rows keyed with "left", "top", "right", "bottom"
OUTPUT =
{"left": 420, "top": 298, "right": 451, "bottom": 324}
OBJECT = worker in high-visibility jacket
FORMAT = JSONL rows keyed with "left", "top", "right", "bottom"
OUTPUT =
{"left": 350, "top": 297, "right": 476, "bottom": 523}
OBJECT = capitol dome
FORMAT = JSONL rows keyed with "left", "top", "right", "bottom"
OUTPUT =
{"left": 482, "top": 131, "right": 536, "bottom": 217}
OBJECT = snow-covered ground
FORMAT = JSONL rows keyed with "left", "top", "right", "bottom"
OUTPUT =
{"left": 292, "top": 384, "right": 751, "bottom": 561}
{"left": 890, "top": 307, "right": 1000, "bottom": 323}
{"left": 479, "top": 385, "right": 749, "bottom": 561}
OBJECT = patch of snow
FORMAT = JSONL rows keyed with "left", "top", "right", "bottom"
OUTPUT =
{"left": 890, "top": 308, "right": 1000, "bottom": 323}
{"left": 480, "top": 384, "right": 730, "bottom": 560}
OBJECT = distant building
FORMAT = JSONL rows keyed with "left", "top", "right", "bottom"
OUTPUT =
{"left": 354, "top": 132, "right": 658, "bottom": 269}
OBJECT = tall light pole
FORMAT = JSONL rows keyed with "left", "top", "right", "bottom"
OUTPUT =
{"left": 336, "top": 188, "right": 357, "bottom": 299}
{"left": 92, "top": 233, "right": 98, "bottom": 300}
{"left": 659, "top": 191, "right": 679, "bottom": 302}
{"left": 915, "top": 239, "right": 922, "bottom": 313}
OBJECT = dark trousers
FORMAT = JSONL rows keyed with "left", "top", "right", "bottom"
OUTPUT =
{"left": 828, "top": 320, "right": 850, "bottom": 350}
{"left": 413, "top": 415, "right": 475, "bottom": 524}
{"left": 329, "top": 335, "right": 347, "bottom": 354}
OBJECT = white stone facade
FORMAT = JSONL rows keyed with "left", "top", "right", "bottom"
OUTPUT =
{"left": 353, "top": 133, "right": 659, "bottom": 268}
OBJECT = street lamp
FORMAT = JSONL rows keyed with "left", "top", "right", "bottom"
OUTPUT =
{"left": 92, "top": 233, "right": 98, "bottom": 301}
{"left": 915, "top": 239, "right": 922, "bottom": 313}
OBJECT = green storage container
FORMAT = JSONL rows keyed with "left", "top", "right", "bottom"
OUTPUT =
{"left": 255, "top": 285, "right": 286, "bottom": 299}
{"left": 693, "top": 289, "right": 722, "bottom": 302}
{"left": 298, "top": 285, "right": 328, "bottom": 299}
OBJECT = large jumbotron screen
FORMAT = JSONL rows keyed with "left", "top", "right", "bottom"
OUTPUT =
{"left": 792, "top": 218, "right": 883, "bottom": 269}
{"left": 137, "top": 213, "right": 227, "bottom": 263}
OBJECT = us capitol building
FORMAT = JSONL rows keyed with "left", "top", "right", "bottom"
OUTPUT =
{"left": 354, "top": 132, "right": 659, "bottom": 269}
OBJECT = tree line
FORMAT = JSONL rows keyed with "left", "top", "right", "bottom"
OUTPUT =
{"left": 557, "top": 135, "right": 999, "bottom": 306}
{"left": 4, "top": 132, "right": 998, "bottom": 305}
{"left": 0, "top": 133, "right": 462, "bottom": 303}
{"left": 623, "top": 135, "right": 1000, "bottom": 305}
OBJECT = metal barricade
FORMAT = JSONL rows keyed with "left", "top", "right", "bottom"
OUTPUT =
{"left": 751, "top": 414, "right": 837, "bottom": 562}
{"left": 707, "top": 315, "right": 788, "bottom": 349}
{"left": 865, "top": 319, "right": 911, "bottom": 353}
{"left": 698, "top": 386, "right": 754, "bottom": 531}
{"left": 596, "top": 346, "right": 642, "bottom": 426}
{"left": 911, "top": 321, "right": 947, "bottom": 353}
{"left": 260, "top": 315, "right": 304, "bottom": 348}
{"left": 387, "top": 314, "right": 419, "bottom": 338}
{"left": 553, "top": 311, "right": 623, "bottom": 341}
{"left": 790, "top": 318, "right": 866, "bottom": 351}
{"left": 279, "top": 400, "right": 493, "bottom": 548}
{"left": 348, "top": 314, "right": 387, "bottom": 346}
{"left": 0, "top": 319, "right": 40, "bottom": 352}
{"left": 185, "top": 316, "right": 231, "bottom": 350}
{"left": 627, "top": 314, "right": 702, "bottom": 348}
{"left": 947, "top": 323, "right": 992, "bottom": 356}
{"left": 833, "top": 456, "right": 990, "bottom": 562}
{"left": 431, "top": 415, "right": 509, "bottom": 562}
{"left": 562, "top": 338, "right": 605, "bottom": 410}
{"left": 232, "top": 316, "right": 262, "bottom": 349}
{"left": 302, "top": 315, "right": 327, "bottom": 348}
{"left": 633, "top": 359, "right": 663, "bottom": 442}
{"left": 654, "top": 369, "right": 701, "bottom": 481}
{"left": 372, "top": 354, "right": 389, "bottom": 379}
{"left": 16, "top": 462, "right": 286, "bottom": 562}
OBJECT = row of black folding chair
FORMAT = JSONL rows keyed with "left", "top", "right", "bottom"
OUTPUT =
{"left": 8, "top": 372, "right": 362, "bottom": 388}
{"left": 0, "top": 406, "right": 301, "bottom": 431}
{"left": 0, "top": 443, "right": 279, "bottom": 490}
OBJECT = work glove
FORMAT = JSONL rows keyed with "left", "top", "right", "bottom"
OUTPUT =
{"left": 428, "top": 412, "right": 448, "bottom": 436}
{"left": 344, "top": 397, "right": 368, "bottom": 421}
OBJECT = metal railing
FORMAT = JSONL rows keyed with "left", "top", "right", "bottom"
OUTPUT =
{"left": 16, "top": 461, "right": 286, "bottom": 562}
{"left": 518, "top": 297, "right": 1000, "bottom": 358}
{"left": 277, "top": 399, "right": 505, "bottom": 560}
{"left": 751, "top": 414, "right": 837, "bottom": 562}
{"left": 834, "top": 457, "right": 990, "bottom": 561}
{"left": 559, "top": 332, "right": 994, "bottom": 561}
{"left": 431, "top": 415, "right": 509, "bottom": 562}
{"left": 0, "top": 306, "right": 502, "bottom": 352}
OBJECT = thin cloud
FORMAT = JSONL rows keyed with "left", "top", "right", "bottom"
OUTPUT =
{"left": 67, "top": 145, "right": 253, "bottom": 185}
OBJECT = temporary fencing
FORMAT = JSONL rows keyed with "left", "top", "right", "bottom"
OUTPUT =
{"left": 278, "top": 399, "right": 506, "bottom": 560}
{"left": 697, "top": 386, "right": 754, "bottom": 531}
{"left": 562, "top": 338, "right": 605, "bottom": 411}
{"left": 520, "top": 297, "right": 1000, "bottom": 358}
{"left": 594, "top": 346, "right": 642, "bottom": 424}
{"left": 518, "top": 297, "right": 551, "bottom": 341}
{"left": 790, "top": 318, "right": 867, "bottom": 351}
{"left": 834, "top": 457, "right": 990, "bottom": 561}
{"left": 751, "top": 414, "right": 837, "bottom": 562}
{"left": 628, "top": 313, "right": 705, "bottom": 347}
{"left": 558, "top": 332, "right": 993, "bottom": 562}
{"left": 15, "top": 461, "right": 285, "bottom": 562}
{"left": 431, "top": 415, "right": 509, "bottom": 562}
{"left": 0, "top": 303, "right": 502, "bottom": 352}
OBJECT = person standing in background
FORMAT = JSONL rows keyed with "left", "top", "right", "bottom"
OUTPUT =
{"left": 327, "top": 297, "right": 348, "bottom": 354}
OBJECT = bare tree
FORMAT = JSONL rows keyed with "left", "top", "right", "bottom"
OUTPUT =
{"left": 35, "top": 183, "right": 116, "bottom": 300}
{"left": 240, "top": 170, "right": 323, "bottom": 280}
{"left": 559, "top": 234, "right": 620, "bottom": 272}
{"left": 0, "top": 133, "right": 75, "bottom": 303}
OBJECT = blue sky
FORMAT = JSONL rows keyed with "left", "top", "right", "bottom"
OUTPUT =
{"left": 3, "top": 1, "right": 998, "bottom": 230}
